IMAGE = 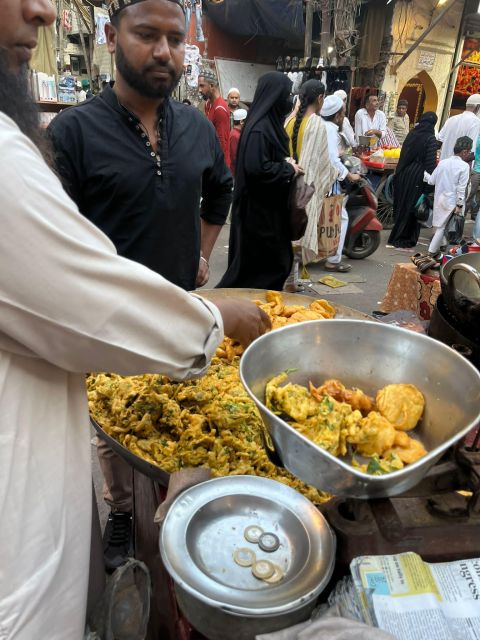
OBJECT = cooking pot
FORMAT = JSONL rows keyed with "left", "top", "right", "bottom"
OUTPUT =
{"left": 160, "top": 476, "right": 335, "bottom": 640}
{"left": 440, "top": 253, "right": 480, "bottom": 336}
{"left": 428, "top": 295, "right": 480, "bottom": 369}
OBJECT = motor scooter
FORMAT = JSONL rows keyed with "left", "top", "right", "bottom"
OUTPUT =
{"left": 341, "top": 156, "right": 383, "bottom": 260}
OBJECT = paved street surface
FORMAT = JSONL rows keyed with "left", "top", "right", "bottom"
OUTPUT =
{"left": 93, "top": 219, "right": 476, "bottom": 529}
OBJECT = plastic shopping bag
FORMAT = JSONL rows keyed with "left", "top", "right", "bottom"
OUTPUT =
{"left": 445, "top": 212, "right": 465, "bottom": 245}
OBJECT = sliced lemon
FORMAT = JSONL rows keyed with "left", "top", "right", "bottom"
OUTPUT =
{"left": 233, "top": 547, "right": 256, "bottom": 567}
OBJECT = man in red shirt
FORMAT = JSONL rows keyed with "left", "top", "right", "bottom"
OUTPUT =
{"left": 229, "top": 108, "right": 247, "bottom": 177}
{"left": 199, "top": 69, "right": 231, "bottom": 167}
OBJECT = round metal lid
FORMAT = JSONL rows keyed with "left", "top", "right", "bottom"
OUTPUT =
{"left": 160, "top": 476, "right": 336, "bottom": 616}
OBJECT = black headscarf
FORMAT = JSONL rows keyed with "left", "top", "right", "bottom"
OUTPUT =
{"left": 234, "top": 72, "right": 293, "bottom": 197}
{"left": 396, "top": 111, "right": 438, "bottom": 174}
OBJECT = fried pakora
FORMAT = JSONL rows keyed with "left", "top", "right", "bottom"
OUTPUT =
{"left": 310, "top": 379, "right": 375, "bottom": 415}
{"left": 88, "top": 292, "right": 337, "bottom": 505}
{"left": 376, "top": 384, "right": 425, "bottom": 431}
{"left": 218, "top": 291, "right": 336, "bottom": 362}
{"left": 265, "top": 374, "right": 427, "bottom": 475}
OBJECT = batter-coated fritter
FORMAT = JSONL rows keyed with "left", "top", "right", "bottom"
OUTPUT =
{"left": 88, "top": 292, "right": 338, "bottom": 505}
{"left": 265, "top": 374, "right": 427, "bottom": 475}
{"left": 376, "top": 384, "right": 425, "bottom": 431}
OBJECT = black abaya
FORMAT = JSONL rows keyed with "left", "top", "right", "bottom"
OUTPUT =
{"left": 217, "top": 72, "right": 295, "bottom": 290}
{"left": 388, "top": 112, "right": 438, "bottom": 248}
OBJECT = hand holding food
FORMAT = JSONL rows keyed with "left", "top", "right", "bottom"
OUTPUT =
{"left": 212, "top": 298, "right": 271, "bottom": 348}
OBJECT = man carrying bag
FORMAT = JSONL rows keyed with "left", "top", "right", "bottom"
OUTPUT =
{"left": 320, "top": 95, "right": 361, "bottom": 272}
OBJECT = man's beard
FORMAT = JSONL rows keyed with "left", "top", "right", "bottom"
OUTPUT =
{"left": 0, "top": 49, "right": 54, "bottom": 165}
{"left": 116, "top": 42, "right": 181, "bottom": 99}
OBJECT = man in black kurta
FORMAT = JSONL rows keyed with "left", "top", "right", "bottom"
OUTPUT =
{"left": 48, "top": 0, "right": 232, "bottom": 573}
{"left": 49, "top": 85, "right": 232, "bottom": 290}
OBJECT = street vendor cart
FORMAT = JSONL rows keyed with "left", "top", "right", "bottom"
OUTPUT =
{"left": 89, "top": 289, "right": 480, "bottom": 640}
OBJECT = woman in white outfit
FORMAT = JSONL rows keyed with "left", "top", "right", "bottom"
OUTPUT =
{"left": 425, "top": 136, "right": 472, "bottom": 257}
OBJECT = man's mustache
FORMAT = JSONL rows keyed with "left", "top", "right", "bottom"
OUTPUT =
{"left": 144, "top": 63, "right": 175, "bottom": 74}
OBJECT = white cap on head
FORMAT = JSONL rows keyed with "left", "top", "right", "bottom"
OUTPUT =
{"left": 75, "top": 81, "right": 82, "bottom": 88}
{"left": 233, "top": 108, "right": 247, "bottom": 122}
{"left": 466, "top": 94, "right": 480, "bottom": 106}
{"left": 334, "top": 89, "right": 347, "bottom": 101}
{"left": 228, "top": 87, "right": 240, "bottom": 97}
{"left": 320, "top": 95, "right": 344, "bottom": 117}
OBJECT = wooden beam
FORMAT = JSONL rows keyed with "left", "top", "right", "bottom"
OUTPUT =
{"left": 304, "top": 0, "right": 314, "bottom": 58}
{"left": 391, "top": 0, "right": 461, "bottom": 75}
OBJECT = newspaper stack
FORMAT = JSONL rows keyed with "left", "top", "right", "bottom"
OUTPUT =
{"left": 329, "top": 552, "right": 480, "bottom": 640}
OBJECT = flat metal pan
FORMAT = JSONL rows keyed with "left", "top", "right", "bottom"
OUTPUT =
{"left": 90, "top": 289, "right": 371, "bottom": 484}
{"left": 91, "top": 416, "right": 171, "bottom": 486}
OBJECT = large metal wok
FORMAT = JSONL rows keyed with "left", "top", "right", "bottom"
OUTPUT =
{"left": 91, "top": 289, "right": 370, "bottom": 486}
{"left": 440, "top": 253, "right": 480, "bottom": 334}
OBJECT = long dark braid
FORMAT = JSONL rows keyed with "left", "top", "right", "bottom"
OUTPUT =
{"left": 291, "top": 79, "right": 326, "bottom": 162}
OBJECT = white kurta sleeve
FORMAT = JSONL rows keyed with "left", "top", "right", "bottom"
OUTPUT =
{"left": 0, "top": 115, "right": 223, "bottom": 379}
{"left": 427, "top": 165, "right": 439, "bottom": 186}
{"left": 437, "top": 121, "right": 447, "bottom": 143}
{"left": 456, "top": 165, "right": 470, "bottom": 206}
{"left": 354, "top": 110, "right": 363, "bottom": 141}
{"left": 325, "top": 123, "right": 348, "bottom": 181}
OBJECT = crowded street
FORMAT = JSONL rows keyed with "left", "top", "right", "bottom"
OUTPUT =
{"left": 2, "top": 1, "right": 480, "bottom": 639}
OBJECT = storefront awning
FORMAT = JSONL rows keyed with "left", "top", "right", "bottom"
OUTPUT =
{"left": 205, "top": 0, "right": 304, "bottom": 42}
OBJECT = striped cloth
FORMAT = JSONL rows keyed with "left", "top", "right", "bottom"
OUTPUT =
{"left": 381, "top": 127, "right": 400, "bottom": 148}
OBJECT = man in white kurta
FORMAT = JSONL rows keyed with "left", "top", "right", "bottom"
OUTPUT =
{"left": 0, "top": 4, "right": 269, "bottom": 637}
{"left": 321, "top": 95, "right": 361, "bottom": 273}
{"left": 437, "top": 94, "right": 480, "bottom": 160}
{"left": 425, "top": 136, "right": 471, "bottom": 255}
{"left": 333, "top": 90, "right": 356, "bottom": 149}
{"left": 354, "top": 94, "right": 387, "bottom": 145}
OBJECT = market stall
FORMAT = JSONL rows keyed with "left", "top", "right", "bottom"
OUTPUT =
{"left": 87, "top": 287, "right": 480, "bottom": 640}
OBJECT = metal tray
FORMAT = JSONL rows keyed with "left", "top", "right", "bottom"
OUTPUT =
{"left": 91, "top": 416, "right": 171, "bottom": 486}
{"left": 90, "top": 289, "right": 371, "bottom": 486}
{"left": 160, "top": 475, "right": 335, "bottom": 615}
{"left": 240, "top": 319, "right": 480, "bottom": 499}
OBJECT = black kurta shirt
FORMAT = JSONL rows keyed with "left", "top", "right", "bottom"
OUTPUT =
{"left": 48, "top": 86, "right": 232, "bottom": 290}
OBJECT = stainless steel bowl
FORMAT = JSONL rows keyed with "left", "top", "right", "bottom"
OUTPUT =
{"left": 160, "top": 476, "right": 335, "bottom": 640}
{"left": 240, "top": 320, "right": 480, "bottom": 499}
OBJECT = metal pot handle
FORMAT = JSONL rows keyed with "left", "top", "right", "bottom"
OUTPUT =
{"left": 447, "top": 263, "right": 480, "bottom": 304}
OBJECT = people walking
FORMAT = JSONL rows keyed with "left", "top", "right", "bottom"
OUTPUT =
{"left": 321, "top": 94, "right": 361, "bottom": 273}
{"left": 218, "top": 72, "right": 303, "bottom": 290}
{"left": 226, "top": 87, "right": 248, "bottom": 127}
{"left": 199, "top": 69, "right": 231, "bottom": 166}
{"left": 466, "top": 132, "right": 480, "bottom": 221}
{"left": 229, "top": 108, "right": 247, "bottom": 177}
{"left": 425, "top": 136, "right": 471, "bottom": 258}
{"left": 49, "top": 0, "right": 233, "bottom": 572}
{"left": 285, "top": 80, "right": 336, "bottom": 265}
{"left": 387, "top": 112, "right": 439, "bottom": 249}
{"left": 438, "top": 94, "right": 480, "bottom": 160}
{"left": 334, "top": 89, "right": 356, "bottom": 149}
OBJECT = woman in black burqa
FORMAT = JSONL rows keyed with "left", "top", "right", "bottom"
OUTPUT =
{"left": 217, "top": 72, "right": 302, "bottom": 290}
{"left": 388, "top": 111, "right": 439, "bottom": 248}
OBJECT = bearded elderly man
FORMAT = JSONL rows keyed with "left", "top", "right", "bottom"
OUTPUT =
{"left": 48, "top": 0, "right": 235, "bottom": 572}
{"left": 0, "top": 0, "right": 269, "bottom": 637}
